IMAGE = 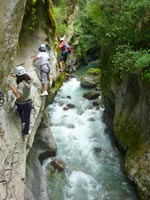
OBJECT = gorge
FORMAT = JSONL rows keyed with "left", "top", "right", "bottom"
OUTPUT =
{"left": 0, "top": 0, "right": 150, "bottom": 200}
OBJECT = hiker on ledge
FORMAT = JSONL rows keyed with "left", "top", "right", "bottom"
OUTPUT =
{"left": 33, "top": 43, "right": 50, "bottom": 96}
{"left": 56, "top": 37, "right": 68, "bottom": 72}
{"left": 9, "top": 66, "right": 32, "bottom": 136}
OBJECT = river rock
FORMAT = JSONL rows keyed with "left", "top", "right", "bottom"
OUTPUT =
{"left": 67, "top": 95, "right": 72, "bottom": 99}
{"left": 93, "top": 147, "right": 102, "bottom": 153}
{"left": 88, "top": 117, "right": 95, "bottom": 122}
{"left": 50, "top": 159, "right": 68, "bottom": 172}
{"left": 83, "top": 92, "right": 100, "bottom": 100}
{"left": 63, "top": 103, "right": 75, "bottom": 110}
{"left": 80, "top": 68, "right": 101, "bottom": 88}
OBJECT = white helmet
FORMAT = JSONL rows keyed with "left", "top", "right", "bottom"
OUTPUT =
{"left": 60, "top": 37, "right": 64, "bottom": 41}
{"left": 39, "top": 43, "right": 46, "bottom": 51}
{"left": 15, "top": 66, "right": 26, "bottom": 76}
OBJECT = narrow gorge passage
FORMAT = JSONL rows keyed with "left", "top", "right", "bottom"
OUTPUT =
{"left": 43, "top": 76, "right": 137, "bottom": 200}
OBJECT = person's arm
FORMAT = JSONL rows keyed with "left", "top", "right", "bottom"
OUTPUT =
{"left": 33, "top": 55, "right": 39, "bottom": 63}
{"left": 10, "top": 73, "right": 16, "bottom": 78}
{"left": 55, "top": 41, "right": 63, "bottom": 49}
{"left": 9, "top": 85, "right": 21, "bottom": 99}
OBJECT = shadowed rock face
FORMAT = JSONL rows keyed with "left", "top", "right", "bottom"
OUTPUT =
{"left": 25, "top": 113, "right": 57, "bottom": 200}
{"left": 103, "top": 74, "right": 150, "bottom": 199}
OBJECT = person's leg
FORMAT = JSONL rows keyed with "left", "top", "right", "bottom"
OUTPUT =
{"left": 41, "top": 71, "right": 48, "bottom": 95}
{"left": 59, "top": 53, "right": 64, "bottom": 72}
{"left": 63, "top": 54, "right": 67, "bottom": 71}
{"left": 59, "top": 60, "right": 63, "bottom": 71}
{"left": 16, "top": 104, "right": 25, "bottom": 123}
{"left": 43, "top": 83, "right": 48, "bottom": 91}
{"left": 23, "top": 102, "right": 32, "bottom": 135}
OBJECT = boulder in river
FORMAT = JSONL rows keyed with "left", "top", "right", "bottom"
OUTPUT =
{"left": 80, "top": 68, "right": 101, "bottom": 88}
{"left": 83, "top": 91, "right": 100, "bottom": 100}
{"left": 50, "top": 159, "right": 68, "bottom": 172}
{"left": 63, "top": 103, "right": 75, "bottom": 110}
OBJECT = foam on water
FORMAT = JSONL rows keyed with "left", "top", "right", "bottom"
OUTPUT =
{"left": 44, "top": 78, "right": 137, "bottom": 200}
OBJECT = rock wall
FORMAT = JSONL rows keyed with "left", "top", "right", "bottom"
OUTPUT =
{"left": 0, "top": 0, "right": 78, "bottom": 199}
{"left": 103, "top": 74, "right": 150, "bottom": 200}
{"left": 0, "top": 0, "right": 60, "bottom": 199}
{"left": 0, "top": 0, "right": 27, "bottom": 90}
{"left": 25, "top": 113, "right": 57, "bottom": 200}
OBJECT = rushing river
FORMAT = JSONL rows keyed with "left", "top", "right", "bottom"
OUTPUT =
{"left": 43, "top": 76, "right": 137, "bottom": 200}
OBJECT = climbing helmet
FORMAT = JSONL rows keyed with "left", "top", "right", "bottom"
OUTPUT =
{"left": 15, "top": 66, "right": 26, "bottom": 76}
{"left": 60, "top": 37, "right": 64, "bottom": 41}
{"left": 39, "top": 43, "right": 46, "bottom": 51}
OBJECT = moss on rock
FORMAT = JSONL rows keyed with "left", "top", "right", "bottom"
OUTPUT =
{"left": 87, "top": 68, "right": 101, "bottom": 75}
{"left": 114, "top": 111, "right": 150, "bottom": 199}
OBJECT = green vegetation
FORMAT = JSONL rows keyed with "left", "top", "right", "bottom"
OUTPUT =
{"left": 74, "top": 0, "right": 150, "bottom": 85}
{"left": 86, "top": 68, "right": 101, "bottom": 75}
{"left": 114, "top": 113, "right": 145, "bottom": 157}
{"left": 112, "top": 46, "right": 150, "bottom": 82}
{"left": 28, "top": 0, "right": 37, "bottom": 31}
{"left": 46, "top": 0, "right": 57, "bottom": 41}
{"left": 46, "top": 73, "right": 66, "bottom": 106}
{"left": 53, "top": 7, "right": 67, "bottom": 36}
{"left": 52, "top": 0, "right": 69, "bottom": 37}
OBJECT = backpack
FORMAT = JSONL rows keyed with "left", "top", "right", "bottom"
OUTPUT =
{"left": 67, "top": 45, "right": 72, "bottom": 54}
{"left": 64, "top": 42, "right": 72, "bottom": 54}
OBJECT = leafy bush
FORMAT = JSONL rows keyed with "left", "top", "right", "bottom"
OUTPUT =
{"left": 112, "top": 45, "right": 150, "bottom": 81}
{"left": 54, "top": 6, "right": 67, "bottom": 36}
{"left": 134, "top": 51, "right": 150, "bottom": 69}
{"left": 111, "top": 45, "right": 138, "bottom": 80}
{"left": 87, "top": 68, "right": 101, "bottom": 75}
{"left": 28, "top": 0, "right": 37, "bottom": 31}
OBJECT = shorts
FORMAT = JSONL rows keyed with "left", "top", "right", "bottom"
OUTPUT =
{"left": 40, "top": 64, "right": 50, "bottom": 84}
{"left": 59, "top": 52, "right": 67, "bottom": 62}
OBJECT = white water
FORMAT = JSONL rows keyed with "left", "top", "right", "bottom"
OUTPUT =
{"left": 44, "top": 78, "right": 137, "bottom": 200}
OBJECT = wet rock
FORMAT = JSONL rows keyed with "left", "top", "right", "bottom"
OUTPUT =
{"left": 93, "top": 101, "right": 99, "bottom": 106}
{"left": 93, "top": 147, "right": 102, "bottom": 153}
{"left": 67, "top": 96, "right": 72, "bottom": 99}
{"left": 63, "top": 103, "right": 75, "bottom": 110}
{"left": 93, "top": 100, "right": 104, "bottom": 108}
{"left": 80, "top": 76, "right": 97, "bottom": 88}
{"left": 83, "top": 92, "right": 100, "bottom": 100}
{"left": 88, "top": 117, "right": 95, "bottom": 122}
{"left": 80, "top": 68, "right": 101, "bottom": 88}
{"left": 50, "top": 159, "right": 67, "bottom": 172}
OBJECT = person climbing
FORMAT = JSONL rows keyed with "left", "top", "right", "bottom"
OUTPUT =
{"left": 33, "top": 43, "right": 50, "bottom": 96}
{"left": 9, "top": 66, "right": 32, "bottom": 136}
{"left": 56, "top": 37, "right": 69, "bottom": 72}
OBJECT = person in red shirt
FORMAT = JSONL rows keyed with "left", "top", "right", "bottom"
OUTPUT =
{"left": 57, "top": 37, "right": 68, "bottom": 72}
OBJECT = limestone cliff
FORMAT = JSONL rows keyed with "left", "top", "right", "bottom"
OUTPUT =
{"left": 103, "top": 74, "right": 150, "bottom": 200}
{"left": 0, "top": 0, "right": 78, "bottom": 198}
{"left": 0, "top": 0, "right": 61, "bottom": 199}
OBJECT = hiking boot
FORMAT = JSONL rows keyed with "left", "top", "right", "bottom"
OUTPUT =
{"left": 22, "top": 133, "right": 29, "bottom": 142}
{"left": 40, "top": 91, "right": 48, "bottom": 96}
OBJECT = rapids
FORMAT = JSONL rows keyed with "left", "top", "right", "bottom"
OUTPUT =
{"left": 43, "top": 77, "right": 137, "bottom": 200}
